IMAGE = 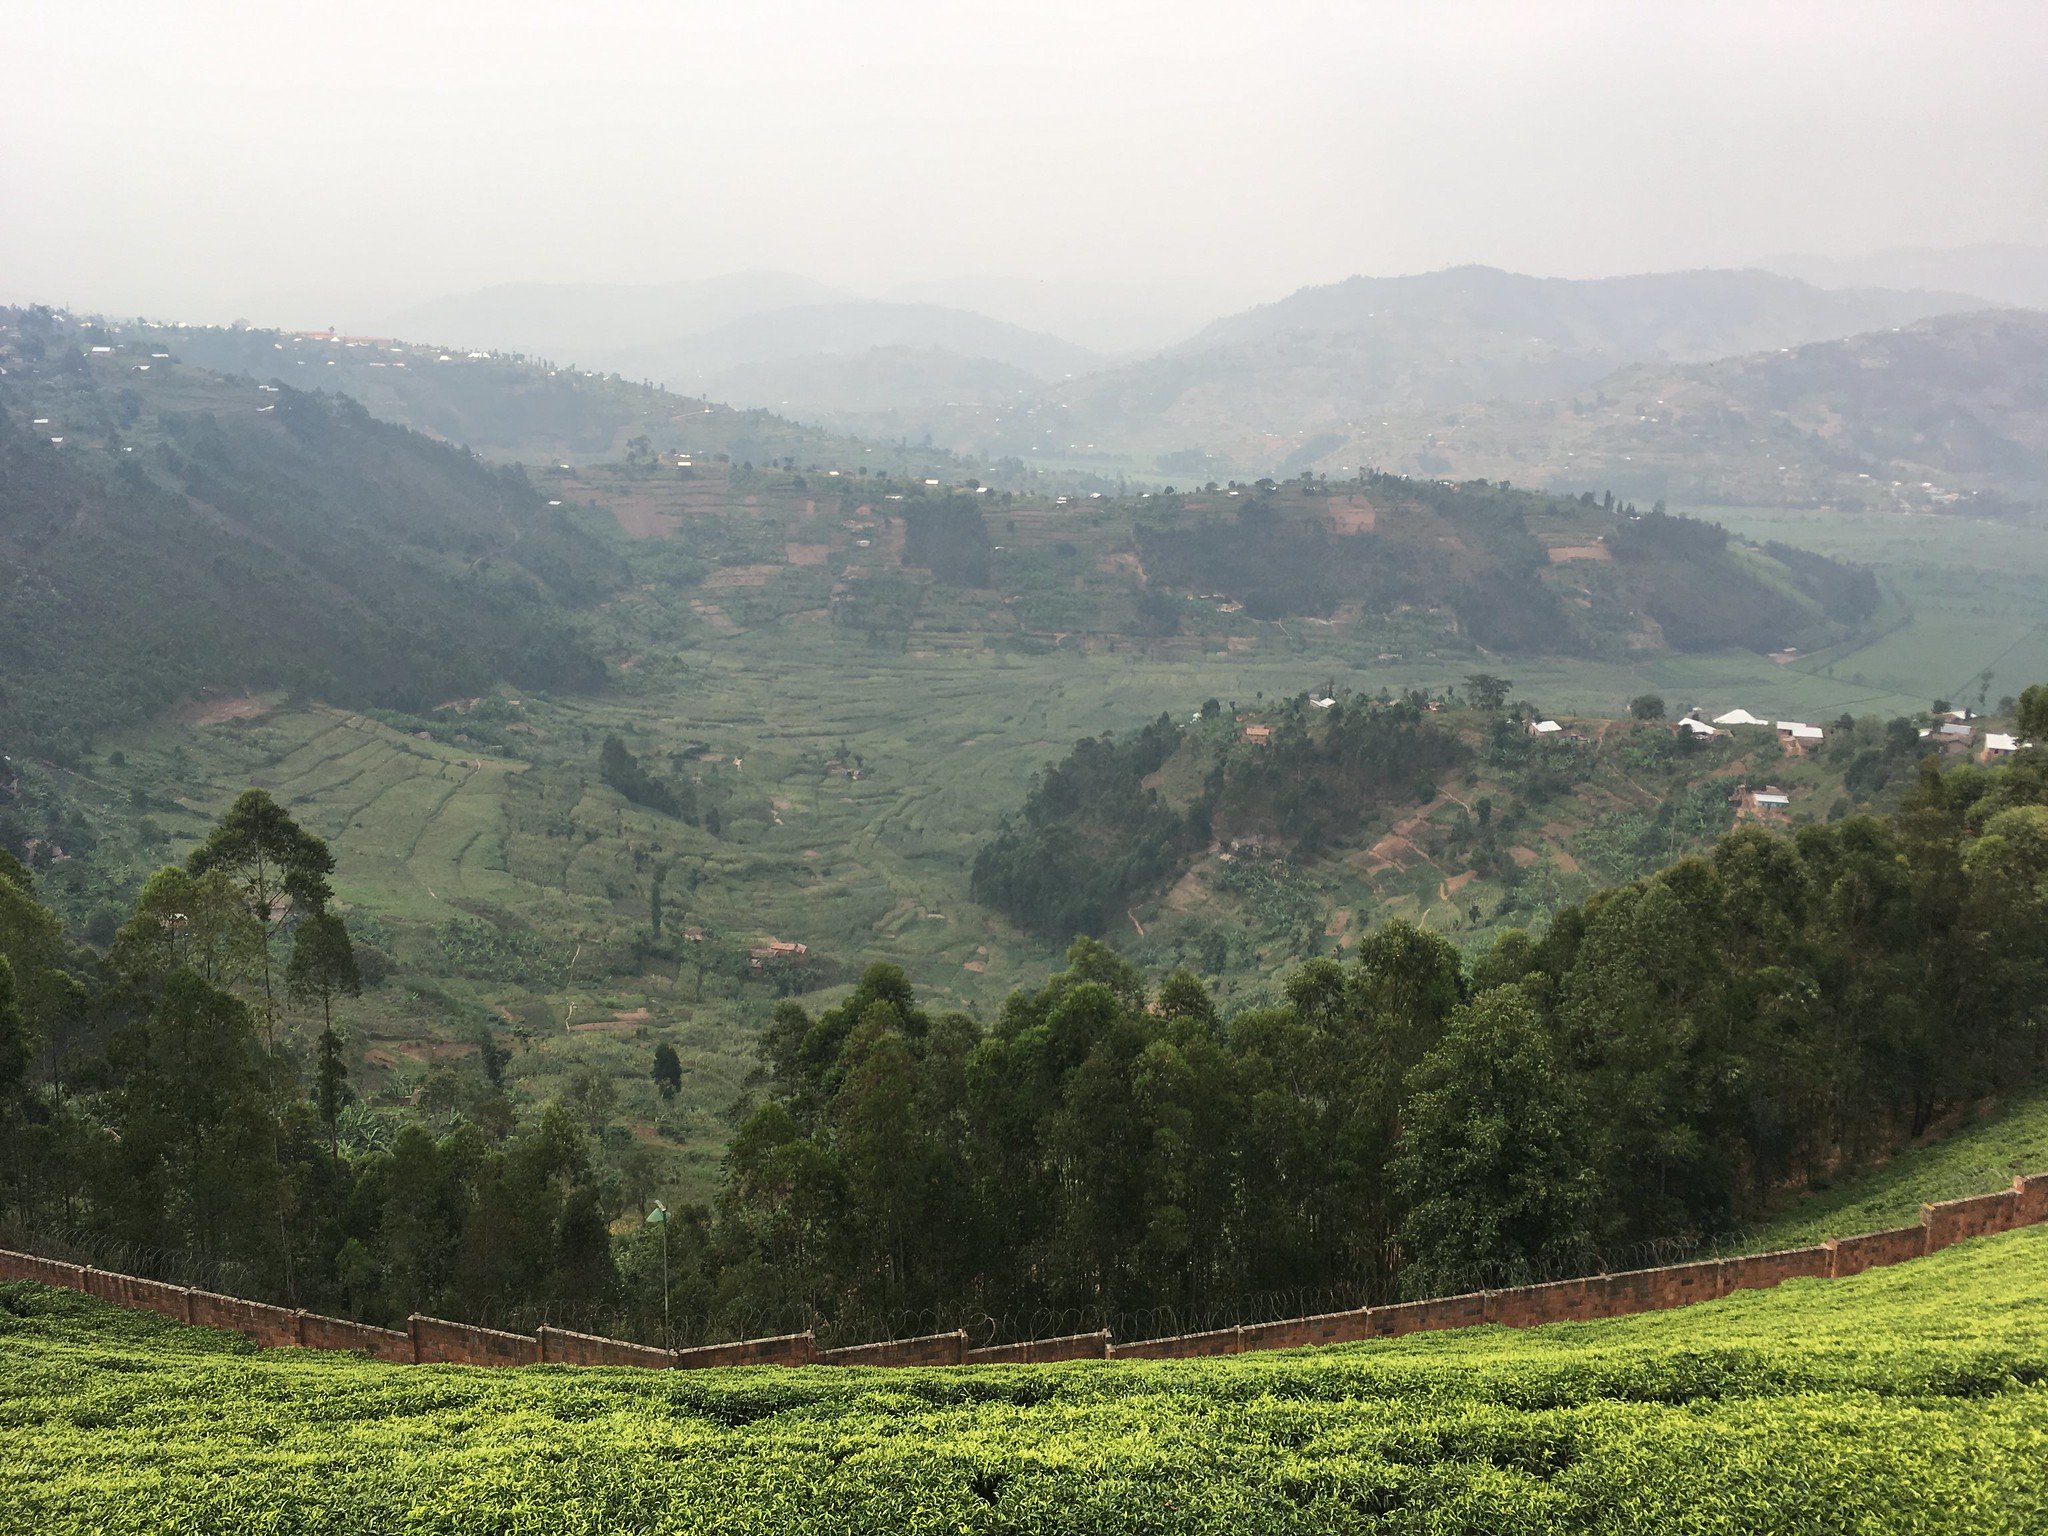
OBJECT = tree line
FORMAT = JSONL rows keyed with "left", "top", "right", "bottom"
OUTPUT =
{"left": 697, "top": 692, "right": 2048, "bottom": 1336}
{"left": 0, "top": 790, "right": 622, "bottom": 1332}
{"left": 4, "top": 691, "right": 2047, "bottom": 1346}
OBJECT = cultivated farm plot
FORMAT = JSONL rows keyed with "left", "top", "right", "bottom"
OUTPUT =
{"left": 247, "top": 709, "right": 534, "bottom": 922}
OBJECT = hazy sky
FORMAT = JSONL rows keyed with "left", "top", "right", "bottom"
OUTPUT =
{"left": 5, "top": 0, "right": 2046, "bottom": 329}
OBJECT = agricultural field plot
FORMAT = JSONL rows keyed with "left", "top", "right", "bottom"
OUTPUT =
{"left": 1691, "top": 506, "right": 2048, "bottom": 712}
{"left": 3, "top": 1226, "right": 2045, "bottom": 1534}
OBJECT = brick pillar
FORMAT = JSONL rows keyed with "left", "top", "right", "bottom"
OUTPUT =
{"left": 408, "top": 1313, "right": 423, "bottom": 1364}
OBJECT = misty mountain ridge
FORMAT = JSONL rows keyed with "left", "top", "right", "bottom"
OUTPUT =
{"left": 1759, "top": 243, "right": 2048, "bottom": 312}
{"left": 1301, "top": 307, "right": 2048, "bottom": 509}
{"left": 1172, "top": 264, "right": 1987, "bottom": 359}
{"left": 375, "top": 264, "right": 2006, "bottom": 476}
{"left": 614, "top": 299, "right": 1102, "bottom": 385}
{"left": 384, "top": 271, "right": 849, "bottom": 360}
{"left": 1016, "top": 264, "right": 1993, "bottom": 461}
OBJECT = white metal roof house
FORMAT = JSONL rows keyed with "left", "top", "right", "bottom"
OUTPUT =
{"left": 1529, "top": 719, "right": 1563, "bottom": 735}
{"left": 1712, "top": 708, "right": 1768, "bottom": 726}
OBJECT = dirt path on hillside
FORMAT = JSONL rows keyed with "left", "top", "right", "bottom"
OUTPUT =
{"left": 176, "top": 691, "right": 269, "bottom": 726}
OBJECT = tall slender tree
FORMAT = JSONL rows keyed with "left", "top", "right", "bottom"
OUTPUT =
{"left": 187, "top": 789, "right": 336, "bottom": 1049}
{"left": 288, "top": 912, "right": 360, "bottom": 1163}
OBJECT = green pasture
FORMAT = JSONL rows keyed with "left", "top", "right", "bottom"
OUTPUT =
{"left": 3, "top": 1225, "right": 2045, "bottom": 1533}
{"left": 1691, "top": 506, "right": 2048, "bottom": 713}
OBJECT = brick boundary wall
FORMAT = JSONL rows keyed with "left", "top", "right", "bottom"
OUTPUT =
{"left": 4, "top": 1173, "right": 2043, "bottom": 1373}
{"left": 672, "top": 1331, "right": 819, "bottom": 1369}
{"left": 410, "top": 1314, "right": 541, "bottom": 1367}
{"left": 298, "top": 1313, "right": 413, "bottom": 1363}
{"left": 536, "top": 1325, "right": 674, "bottom": 1369}
{"left": 966, "top": 1331, "right": 1111, "bottom": 1365}
{"left": 820, "top": 1329, "right": 968, "bottom": 1368}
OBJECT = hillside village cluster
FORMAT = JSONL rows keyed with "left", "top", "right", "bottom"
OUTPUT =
{"left": 1228, "top": 692, "right": 2036, "bottom": 836}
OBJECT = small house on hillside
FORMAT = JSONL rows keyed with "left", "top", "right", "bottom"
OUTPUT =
{"left": 1731, "top": 784, "right": 1792, "bottom": 821}
{"left": 1679, "top": 717, "right": 1719, "bottom": 738}
{"left": 1776, "top": 721, "right": 1823, "bottom": 755}
{"left": 748, "top": 939, "right": 809, "bottom": 973}
{"left": 1983, "top": 733, "right": 2032, "bottom": 760}
{"left": 1528, "top": 719, "right": 1562, "bottom": 736}
{"left": 1240, "top": 724, "right": 1274, "bottom": 745}
{"left": 1712, "top": 708, "right": 1768, "bottom": 727}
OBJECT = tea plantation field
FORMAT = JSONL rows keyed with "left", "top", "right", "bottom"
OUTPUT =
{"left": 3, "top": 1226, "right": 2044, "bottom": 1534}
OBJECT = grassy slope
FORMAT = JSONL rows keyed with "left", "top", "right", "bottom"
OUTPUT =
{"left": 1743, "top": 1083, "right": 2048, "bottom": 1251}
{"left": 3, "top": 1227, "right": 2045, "bottom": 1534}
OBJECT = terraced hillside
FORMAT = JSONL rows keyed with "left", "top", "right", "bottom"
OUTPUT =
{"left": 2, "top": 1225, "right": 2043, "bottom": 1533}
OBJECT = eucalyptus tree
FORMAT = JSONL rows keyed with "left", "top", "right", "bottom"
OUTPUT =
{"left": 186, "top": 789, "right": 336, "bottom": 1047}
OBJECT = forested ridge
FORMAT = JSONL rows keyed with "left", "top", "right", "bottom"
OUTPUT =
{"left": 1133, "top": 475, "right": 1874, "bottom": 654}
{"left": 0, "top": 311, "right": 619, "bottom": 753}
{"left": 971, "top": 697, "right": 1466, "bottom": 939}
{"left": 3, "top": 688, "right": 2045, "bottom": 1348}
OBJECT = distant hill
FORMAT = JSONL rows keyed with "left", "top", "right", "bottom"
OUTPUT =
{"left": 1012, "top": 266, "right": 1987, "bottom": 470}
{"left": 131, "top": 318, "right": 1029, "bottom": 482}
{"left": 0, "top": 309, "right": 619, "bottom": 750}
{"left": 1759, "top": 243, "right": 2048, "bottom": 311}
{"left": 548, "top": 457, "right": 1876, "bottom": 671}
{"left": 390, "top": 282, "right": 1105, "bottom": 436}
{"left": 700, "top": 344, "right": 1042, "bottom": 429}
{"left": 383, "top": 272, "right": 848, "bottom": 360}
{"left": 972, "top": 682, "right": 1925, "bottom": 952}
{"left": 1171, "top": 265, "right": 1978, "bottom": 361}
{"left": 1302, "top": 309, "right": 2048, "bottom": 510}
{"left": 881, "top": 274, "right": 1258, "bottom": 354}
{"left": 618, "top": 300, "right": 1102, "bottom": 391}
